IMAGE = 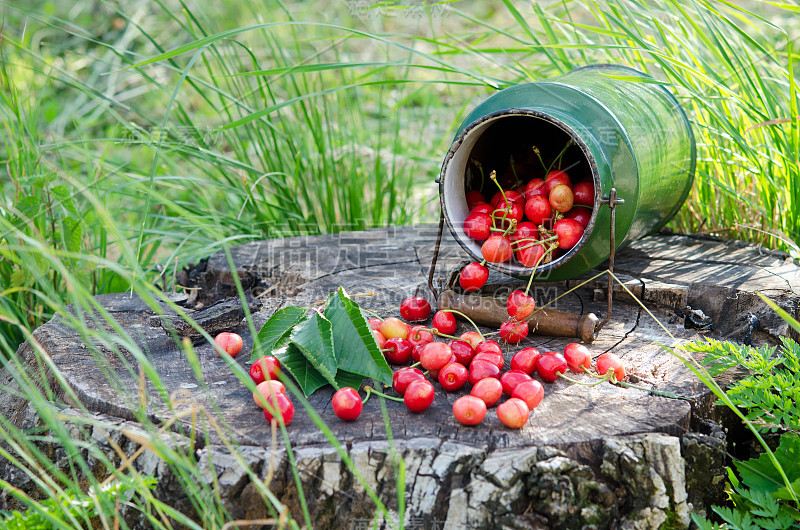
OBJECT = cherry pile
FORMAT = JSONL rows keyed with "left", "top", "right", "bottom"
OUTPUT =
{"left": 459, "top": 163, "right": 595, "bottom": 293}
{"left": 330, "top": 296, "right": 627, "bottom": 429}
{"left": 229, "top": 295, "right": 627, "bottom": 431}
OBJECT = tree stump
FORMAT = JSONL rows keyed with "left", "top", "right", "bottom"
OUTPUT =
{"left": 2, "top": 226, "right": 799, "bottom": 529}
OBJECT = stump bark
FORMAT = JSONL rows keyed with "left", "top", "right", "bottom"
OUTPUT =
{"left": 2, "top": 226, "right": 799, "bottom": 529}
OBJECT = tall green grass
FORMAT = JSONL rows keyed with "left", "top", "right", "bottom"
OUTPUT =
{"left": 1, "top": 0, "right": 799, "bottom": 527}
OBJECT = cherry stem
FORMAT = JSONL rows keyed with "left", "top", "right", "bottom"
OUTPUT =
{"left": 509, "top": 155, "right": 522, "bottom": 187}
{"left": 439, "top": 309, "right": 484, "bottom": 341}
{"left": 532, "top": 145, "right": 546, "bottom": 171}
{"left": 361, "top": 308, "right": 383, "bottom": 320}
{"left": 546, "top": 140, "right": 573, "bottom": 174}
{"left": 524, "top": 242, "right": 559, "bottom": 296}
{"left": 362, "top": 385, "right": 404, "bottom": 405}
{"left": 558, "top": 372, "right": 613, "bottom": 386}
{"left": 471, "top": 158, "right": 485, "bottom": 191}
{"left": 482, "top": 331, "right": 499, "bottom": 337}
{"left": 514, "top": 236, "right": 558, "bottom": 251}
{"left": 614, "top": 380, "right": 695, "bottom": 402}
{"left": 480, "top": 259, "right": 487, "bottom": 267}
{"left": 409, "top": 361, "right": 421, "bottom": 369}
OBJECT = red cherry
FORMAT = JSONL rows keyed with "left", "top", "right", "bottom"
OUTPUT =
{"left": 372, "top": 330, "right": 387, "bottom": 349}
{"left": 392, "top": 367, "right": 425, "bottom": 395}
{"left": 536, "top": 352, "right": 568, "bottom": 382}
{"left": 368, "top": 318, "right": 382, "bottom": 331}
{"left": 500, "top": 369, "right": 534, "bottom": 396}
{"left": 507, "top": 290, "right": 535, "bottom": 321}
{"left": 516, "top": 244, "right": 546, "bottom": 268}
{"left": 470, "top": 377, "right": 503, "bottom": 407}
{"left": 429, "top": 354, "right": 458, "bottom": 380}
{"left": 515, "top": 182, "right": 528, "bottom": 198}
{"left": 524, "top": 195, "right": 552, "bottom": 225}
{"left": 215, "top": 332, "right": 243, "bottom": 357}
{"left": 545, "top": 169, "right": 572, "bottom": 194}
{"left": 475, "top": 340, "right": 503, "bottom": 356}
{"left": 408, "top": 325, "right": 434, "bottom": 348}
{"left": 511, "top": 347, "right": 541, "bottom": 374}
{"left": 566, "top": 207, "right": 592, "bottom": 228}
{"left": 449, "top": 339, "right": 475, "bottom": 366}
{"left": 460, "top": 331, "right": 483, "bottom": 349}
{"left": 468, "top": 359, "right": 501, "bottom": 385}
{"left": 492, "top": 200, "right": 523, "bottom": 229}
{"left": 411, "top": 344, "right": 424, "bottom": 363}
{"left": 512, "top": 380, "right": 544, "bottom": 410}
{"left": 262, "top": 393, "right": 295, "bottom": 425}
{"left": 510, "top": 222, "right": 539, "bottom": 244}
{"left": 573, "top": 181, "right": 595, "bottom": 206}
{"left": 438, "top": 363, "right": 469, "bottom": 391}
{"left": 250, "top": 356, "right": 281, "bottom": 384}
{"left": 332, "top": 387, "right": 363, "bottom": 421}
{"left": 490, "top": 189, "right": 525, "bottom": 207}
{"left": 400, "top": 297, "right": 431, "bottom": 322}
{"left": 432, "top": 310, "right": 457, "bottom": 335}
{"left": 473, "top": 352, "right": 504, "bottom": 371}
{"left": 525, "top": 178, "right": 546, "bottom": 199}
{"left": 463, "top": 212, "right": 493, "bottom": 241}
{"left": 549, "top": 184, "right": 574, "bottom": 213}
{"left": 553, "top": 218, "right": 585, "bottom": 250}
{"left": 384, "top": 337, "right": 413, "bottom": 364}
{"left": 564, "top": 343, "right": 591, "bottom": 373}
{"left": 459, "top": 262, "right": 489, "bottom": 292}
{"left": 481, "top": 235, "right": 512, "bottom": 263}
{"left": 453, "top": 396, "right": 487, "bottom": 425}
{"left": 420, "top": 342, "right": 453, "bottom": 371}
{"left": 471, "top": 203, "right": 493, "bottom": 215}
{"left": 497, "top": 398, "right": 530, "bottom": 428}
{"left": 380, "top": 317, "right": 410, "bottom": 339}
{"left": 597, "top": 352, "right": 626, "bottom": 382}
{"left": 466, "top": 190, "right": 486, "bottom": 210}
{"left": 498, "top": 171, "right": 517, "bottom": 189}
{"left": 253, "top": 380, "right": 286, "bottom": 408}
{"left": 404, "top": 379, "right": 435, "bottom": 412}
{"left": 499, "top": 319, "right": 529, "bottom": 344}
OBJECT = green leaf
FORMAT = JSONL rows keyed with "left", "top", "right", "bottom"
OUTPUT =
{"left": 253, "top": 305, "right": 306, "bottom": 362}
{"left": 61, "top": 216, "right": 82, "bottom": 253}
{"left": 274, "top": 343, "right": 329, "bottom": 397}
{"left": 736, "top": 434, "right": 800, "bottom": 497}
{"left": 335, "top": 370, "right": 364, "bottom": 391}
{"left": 289, "top": 312, "right": 338, "bottom": 391}
{"left": 51, "top": 185, "right": 78, "bottom": 217}
{"left": 324, "top": 287, "right": 393, "bottom": 385}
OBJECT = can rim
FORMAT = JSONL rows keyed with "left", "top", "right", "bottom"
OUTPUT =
{"left": 439, "top": 107, "right": 601, "bottom": 277}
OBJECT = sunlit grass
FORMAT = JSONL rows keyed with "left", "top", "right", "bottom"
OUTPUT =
{"left": 1, "top": 0, "right": 799, "bottom": 527}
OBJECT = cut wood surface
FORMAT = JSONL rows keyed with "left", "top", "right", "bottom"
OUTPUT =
{"left": 3, "top": 226, "right": 799, "bottom": 529}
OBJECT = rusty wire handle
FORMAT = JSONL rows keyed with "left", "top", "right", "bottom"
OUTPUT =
{"left": 427, "top": 210, "right": 445, "bottom": 300}
{"left": 596, "top": 188, "right": 624, "bottom": 334}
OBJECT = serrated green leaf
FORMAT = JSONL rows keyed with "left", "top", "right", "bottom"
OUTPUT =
{"left": 274, "top": 343, "right": 329, "bottom": 396}
{"left": 253, "top": 305, "right": 306, "bottom": 362}
{"left": 335, "top": 370, "right": 364, "bottom": 390}
{"left": 51, "top": 185, "right": 78, "bottom": 217}
{"left": 61, "top": 216, "right": 82, "bottom": 253}
{"left": 324, "top": 287, "right": 392, "bottom": 385}
{"left": 9, "top": 267, "right": 29, "bottom": 288}
{"left": 289, "top": 312, "right": 338, "bottom": 391}
{"left": 12, "top": 195, "right": 40, "bottom": 228}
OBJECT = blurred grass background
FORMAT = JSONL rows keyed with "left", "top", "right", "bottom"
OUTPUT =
{"left": 0, "top": 0, "right": 799, "bottom": 527}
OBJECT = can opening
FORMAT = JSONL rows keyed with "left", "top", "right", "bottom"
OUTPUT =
{"left": 441, "top": 111, "right": 600, "bottom": 276}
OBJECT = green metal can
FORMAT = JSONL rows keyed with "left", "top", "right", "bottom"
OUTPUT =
{"left": 439, "top": 64, "right": 696, "bottom": 281}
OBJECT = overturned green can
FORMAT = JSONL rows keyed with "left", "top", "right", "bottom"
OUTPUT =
{"left": 439, "top": 64, "right": 696, "bottom": 281}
